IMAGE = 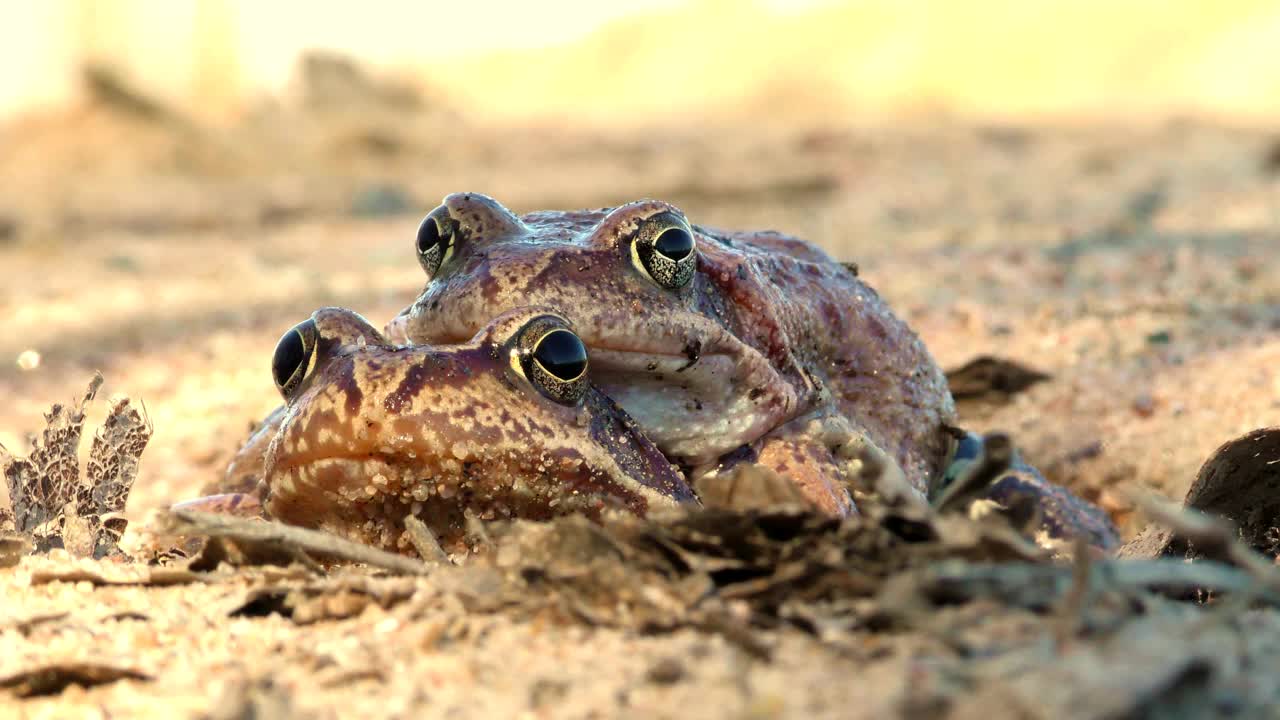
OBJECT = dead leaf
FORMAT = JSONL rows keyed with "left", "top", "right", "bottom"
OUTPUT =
{"left": 1, "top": 375, "right": 100, "bottom": 550}
{"left": 945, "top": 356, "right": 1051, "bottom": 403}
{"left": 2, "top": 612, "right": 69, "bottom": 636}
{"left": 0, "top": 375, "right": 148, "bottom": 558}
{"left": 230, "top": 577, "right": 420, "bottom": 624}
{"left": 694, "top": 463, "right": 811, "bottom": 513}
{"left": 81, "top": 397, "right": 153, "bottom": 558}
{"left": 0, "top": 662, "right": 151, "bottom": 698}
{"left": 28, "top": 564, "right": 214, "bottom": 586}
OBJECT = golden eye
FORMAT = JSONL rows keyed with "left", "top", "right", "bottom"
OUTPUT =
{"left": 630, "top": 211, "right": 696, "bottom": 289}
{"left": 271, "top": 319, "right": 317, "bottom": 399}
{"left": 416, "top": 205, "right": 457, "bottom": 278}
{"left": 509, "top": 318, "right": 589, "bottom": 406}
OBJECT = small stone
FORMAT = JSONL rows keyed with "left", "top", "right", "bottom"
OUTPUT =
{"left": 645, "top": 657, "right": 686, "bottom": 685}
{"left": 1262, "top": 137, "right": 1280, "bottom": 174}
{"left": 1127, "top": 186, "right": 1166, "bottom": 225}
{"left": 1132, "top": 393, "right": 1156, "bottom": 418}
{"left": 258, "top": 202, "right": 309, "bottom": 227}
{"left": 350, "top": 184, "right": 412, "bottom": 218}
{"left": 1097, "top": 487, "right": 1135, "bottom": 514}
{"left": 0, "top": 215, "right": 18, "bottom": 244}
{"left": 528, "top": 678, "right": 569, "bottom": 709}
{"left": 16, "top": 350, "right": 40, "bottom": 371}
{"left": 1236, "top": 257, "right": 1262, "bottom": 282}
{"left": 103, "top": 254, "right": 140, "bottom": 273}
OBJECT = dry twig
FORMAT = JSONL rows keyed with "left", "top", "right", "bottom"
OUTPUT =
{"left": 1128, "top": 490, "right": 1280, "bottom": 594}
{"left": 404, "top": 514, "right": 451, "bottom": 565}
{"left": 167, "top": 509, "right": 428, "bottom": 576}
{"left": 1053, "top": 536, "right": 1095, "bottom": 645}
{"left": 879, "top": 557, "right": 1280, "bottom": 619}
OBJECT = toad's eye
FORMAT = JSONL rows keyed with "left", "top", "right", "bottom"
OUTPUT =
{"left": 272, "top": 319, "right": 318, "bottom": 399}
{"left": 416, "top": 205, "right": 457, "bottom": 279}
{"left": 510, "top": 318, "right": 589, "bottom": 406}
{"left": 655, "top": 226, "right": 694, "bottom": 261}
{"left": 630, "top": 211, "right": 696, "bottom": 290}
{"left": 533, "top": 329, "right": 587, "bottom": 383}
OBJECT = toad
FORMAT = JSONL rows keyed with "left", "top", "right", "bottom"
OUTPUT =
{"left": 217, "top": 194, "right": 1116, "bottom": 549}
{"left": 195, "top": 306, "right": 695, "bottom": 552}
{"left": 388, "top": 193, "right": 952, "bottom": 513}
{"left": 387, "top": 193, "right": 1116, "bottom": 547}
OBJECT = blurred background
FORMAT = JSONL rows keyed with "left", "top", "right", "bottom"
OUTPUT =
{"left": 7, "top": 0, "right": 1280, "bottom": 122}
{"left": 2, "top": 0, "right": 1279, "bottom": 530}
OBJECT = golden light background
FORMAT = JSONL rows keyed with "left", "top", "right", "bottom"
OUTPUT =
{"left": 4, "top": 0, "right": 1280, "bottom": 124}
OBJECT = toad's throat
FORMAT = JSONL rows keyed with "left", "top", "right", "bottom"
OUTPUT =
{"left": 589, "top": 349, "right": 803, "bottom": 464}
{"left": 385, "top": 319, "right": 803, "bottom": 463}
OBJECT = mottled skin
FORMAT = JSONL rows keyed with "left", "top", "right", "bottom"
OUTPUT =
{"left": 211, "top": 307, "right": 694, "bottom": 553}
{"left": 388, "top": 193, "right": 956, "bottom": 515}
{"left": 213, "top": 194, "right": 1117, "bottom": 549}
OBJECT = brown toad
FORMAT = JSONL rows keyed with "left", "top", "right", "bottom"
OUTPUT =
{"left": 199, "top": 306, "right": 694, "bottom": 552}
{"left": 387, "top": 193, "right": 957, "bottom": 515}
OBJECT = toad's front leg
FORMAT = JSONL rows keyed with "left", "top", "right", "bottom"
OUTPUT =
{"left": 696, "top": 413, "right": 920, "bottom": 517}
{"left": 937, "top": 432, "right": 1119, "bottom": 550}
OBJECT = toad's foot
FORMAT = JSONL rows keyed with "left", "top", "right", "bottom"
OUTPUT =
{"left": 938, "top": 432, "right": 1119, "bottom": 550}
{"left": 696, "top": 414, "right": 921, "bottom": 517}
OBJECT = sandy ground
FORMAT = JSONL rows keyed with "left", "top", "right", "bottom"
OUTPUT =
{"left": 2, "top": 83, "right": 1279, "bottom": 717}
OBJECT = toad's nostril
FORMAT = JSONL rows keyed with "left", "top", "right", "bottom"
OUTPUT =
{"left": 384, "top": 313, "right": 412, "bottom": 346}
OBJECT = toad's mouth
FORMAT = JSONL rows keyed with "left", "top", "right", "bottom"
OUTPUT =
{"left": 262, "top": 368, "right": 698, "bottom": 549}
{"left": 263, "top": 450, "right": 656, "bottom": 553}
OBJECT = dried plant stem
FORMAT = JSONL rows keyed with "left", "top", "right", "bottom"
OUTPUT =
{"left": 403, "top": 515, "right": 451, "bottom": 565}
{"left": 168, "top": 509, "right": 428, "bottom": 576}
{"left": 1128, "top": 490, "right": 1280, "bottom": 595}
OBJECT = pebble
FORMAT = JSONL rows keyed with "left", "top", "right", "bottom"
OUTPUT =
{"left": 1132, "top": 393, "right": 1156, "bottom": 418}
{"left": 16, "top": 349, "right": 40, "bottom": 371}
{"left": 645, "top": 657, "right": 686, "bottom": 685}
{"left": 0, "top": 215, "right": 17, "bottom": 244}
{"left": 1097, "top": 487, "right": 1134, "bottom": 514}
{"left": 350, "top": 184, "right": 413, "bottom": 218}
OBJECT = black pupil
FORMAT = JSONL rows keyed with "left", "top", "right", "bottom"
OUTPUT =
{"left": 272, "top": 327, "right": 306, "bottom": 388}
{"left": 533, "top": 330, "right": 587, "bottom": 381}
{"left": 654, "top": 227, "right": 693, "bottom": 261}
{"left": 417, "top": 217, "right": 444, "bottom": 255}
